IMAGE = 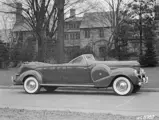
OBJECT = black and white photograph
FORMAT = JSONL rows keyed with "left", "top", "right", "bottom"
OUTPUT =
{"left": 0, "top": 0, "right": 159, "bottom": 119}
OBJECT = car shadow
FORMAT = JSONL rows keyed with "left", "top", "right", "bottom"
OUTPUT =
{"left": 41, "top": 90, "right": 116, "bottom": 96}
{"left": 17, "top": 89, "right": 117, "bottom": 96}
{"left": 17, "top": 88, "right": 141, "bottom": 96}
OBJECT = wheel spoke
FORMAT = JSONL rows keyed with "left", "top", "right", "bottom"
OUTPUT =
{"left": 116, "top": 80, "right": 128, "bottom": 92}
{"left": 113, "top": 77, "right": 133, "bottom": 96}
{"left": 27, "top": 80, "right": 36, "bottom": 91}
{"left": 24, "top": 77, "right": 40, "bottom": 94}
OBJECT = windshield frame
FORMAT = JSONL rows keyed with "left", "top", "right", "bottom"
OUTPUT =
{"left": 68, "top": 55, "right": 87, "bottom": 65}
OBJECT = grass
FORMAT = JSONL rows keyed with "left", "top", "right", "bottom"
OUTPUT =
{"left": 0, "top": 108, "right": 158, "bottom": 120}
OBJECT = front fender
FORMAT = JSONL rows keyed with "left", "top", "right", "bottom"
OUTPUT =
{"left": 111, "top": 68, "right": 139, "bottom": 85}
{"left": 16, "top": 70, "right": 43, "bottom": 84}
{"left": 94, "top": 68, "right": 138, "bottom": 87}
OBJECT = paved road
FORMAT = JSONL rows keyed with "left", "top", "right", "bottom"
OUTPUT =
{"left": 0, "top": 88, "right": 159, "bottom": 116}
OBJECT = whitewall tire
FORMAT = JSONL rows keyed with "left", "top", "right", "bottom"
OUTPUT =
{"left": 113, "top": 77, "right": 133, "bottom": 96}
{"left": 24, "top": 76, "right": 40, "bottom": 94}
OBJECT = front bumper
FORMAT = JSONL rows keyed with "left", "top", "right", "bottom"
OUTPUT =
{"left": 134, "top": 68, "right": 148, "bottom": 86}
{"left": 138, "top": 76, "right": 148, "bottom": 86}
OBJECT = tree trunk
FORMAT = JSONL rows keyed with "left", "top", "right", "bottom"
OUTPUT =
{"left": 56, "top": 0, "right": 65, "bottom": 63}
{"left": 36, "top": 32, "right": 45, "bottom": 62}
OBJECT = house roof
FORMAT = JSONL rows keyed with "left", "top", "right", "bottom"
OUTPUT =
{"left": 12, "top": 20, "right": 32, "bottom": 32}
{"left": 65, "top": 17, "right": 83, "bottom": 22}
{"left": 12, "top": 12, "right": 112, "bottom": 32}
{"left": 80, "top": 12, "right": 111, "bottom": 29}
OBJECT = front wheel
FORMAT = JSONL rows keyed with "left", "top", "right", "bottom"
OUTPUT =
{"left": 113, "top": 77, "right": 134, "bottom": 96}
{"left": 24, "top": 76, "right": 40, "bottom": 94}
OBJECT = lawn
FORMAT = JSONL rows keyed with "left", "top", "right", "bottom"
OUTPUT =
{"left": 0, "top": 108, "right": 158, "bottom": 120}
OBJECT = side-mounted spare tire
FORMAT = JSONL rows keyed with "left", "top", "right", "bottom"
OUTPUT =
{"left": 91, "top": 64, "right": 111, "bottom": 82}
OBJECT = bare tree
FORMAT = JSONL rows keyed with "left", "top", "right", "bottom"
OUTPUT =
{"left": 92, "top": 0, "right": 132, "bottom": 59}
{"left": 0, "top": 0, "right": 96, "bottom": 62}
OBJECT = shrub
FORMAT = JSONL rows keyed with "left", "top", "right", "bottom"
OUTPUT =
{"left": 139, "top": 17, "right": 158, "bottom": 67}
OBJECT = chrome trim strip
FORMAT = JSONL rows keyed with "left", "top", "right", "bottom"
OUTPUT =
{"left": 40, "top": 84, "right": 95, "bottom": 87}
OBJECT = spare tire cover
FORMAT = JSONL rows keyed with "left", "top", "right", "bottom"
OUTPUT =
{"left": 91, "top": 64, "right": 110, "bottom": 82}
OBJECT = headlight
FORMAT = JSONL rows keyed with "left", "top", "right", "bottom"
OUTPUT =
{"left": 140, "top": 68, "right": 145, "bottom": 74}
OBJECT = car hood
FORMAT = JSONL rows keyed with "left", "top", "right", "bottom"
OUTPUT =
{"left": 90, "top": 60, "right": 140, "bottom": 68}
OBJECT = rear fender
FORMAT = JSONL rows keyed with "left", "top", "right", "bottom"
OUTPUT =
{"left": 18, "top": 70, "right": 43, "bottom": 84}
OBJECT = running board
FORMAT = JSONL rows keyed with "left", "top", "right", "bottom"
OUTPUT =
{"left": 40, "top": 84, "right": 95, "bottom": 87}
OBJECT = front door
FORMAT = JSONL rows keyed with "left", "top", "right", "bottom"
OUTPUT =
{"left": 63, "top": 56, "right": 92, "bottom": 84}
{"left": 41, "top": 65, "right": 64, "bottom": 84}
{"left": 63, "top": 64, "right": 92, "bottom": 84}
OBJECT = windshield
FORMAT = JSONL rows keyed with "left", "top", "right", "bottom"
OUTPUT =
{"left": 85, "top": 54, "right": 95, "bottom": 61}
{"left": 69, "top": 56, "right": 86, "bottom": 64}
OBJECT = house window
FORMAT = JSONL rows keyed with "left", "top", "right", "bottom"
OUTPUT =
{"left": 77, "top": 22, "right": 80, "bottom": 28}
{"left": 19, "top": 32, "right": 23, "bottom": 40}
{"left": 75, "top": 32, "right": 80, "bottom": 39}
{"left": 70, "top": 33, "right": 75, "bottom": 40}
{"left": 73, "top": 23, "right": 76, "bottom": 29}
{"left": 99, "top": 28, "right": 104, "bottom": 38}
{"left": 69, "top": 23, "right": 73, "bottom": 29}
{"left": 64, "top": 33, "right": 69, "bottom": 40}
{"left": 84, "top": 29, "right": 90, "bottom": 38}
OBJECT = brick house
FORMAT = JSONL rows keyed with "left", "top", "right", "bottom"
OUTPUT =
{"left": 64, "top": 9, "right": 82, "bottom": 51}
{"left": 80, "top": 12, "right": 111, "bottom": 57}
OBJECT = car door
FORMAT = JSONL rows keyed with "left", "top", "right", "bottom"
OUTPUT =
{"left": 41, "top": 65, "right": 63, "bottom": 84}
{"left": 63, "top": 56, "right": 92, "bottom": 84}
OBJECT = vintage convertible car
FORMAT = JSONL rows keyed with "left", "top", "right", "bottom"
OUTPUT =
{"left": 12, "top": 54, "right": 148, "bottom": 96}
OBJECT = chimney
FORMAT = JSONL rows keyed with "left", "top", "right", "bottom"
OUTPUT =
{"left": 16, "top": 2, "right": 23, "bottom": 23}
{"left": 70, "top": 9, "right": 76, "bottom": 18}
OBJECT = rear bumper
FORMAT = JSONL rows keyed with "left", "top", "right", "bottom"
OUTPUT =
{"left": 11, "top": 74, "right": 23, "bottom": 85}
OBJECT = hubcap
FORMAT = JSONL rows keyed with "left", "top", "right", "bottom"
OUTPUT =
{"left": 26, "top": 80, "right": 36, "bottom": 91}
{"left": 116, "top": 80, "right": 128, "bottom": 92}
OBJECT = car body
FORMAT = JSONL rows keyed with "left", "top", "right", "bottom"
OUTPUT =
{"left": 12, "top": 54, "right": 148, "bottom": 96}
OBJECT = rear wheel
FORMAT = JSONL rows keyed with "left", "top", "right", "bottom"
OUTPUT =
{"left": 44, "top": 86, "right": 57, "bottom": 92}
{"left": 113, "top": 77, "right": 134, "bottom": 96}
{"left": 132, "top": 85, "right": 141, "bottom": 93}
{"left": 24, "top": 76, "right": 40, "bottom": 94}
